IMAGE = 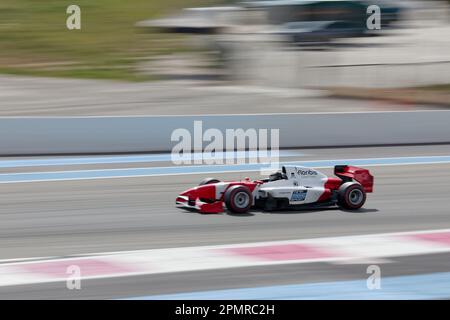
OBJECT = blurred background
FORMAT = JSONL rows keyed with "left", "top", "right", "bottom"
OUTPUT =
{"left": 0, "top": 0, "right": 449, "bottom": 115}
{"left": 1, "top": 0, "right": 450, "bottom": 300}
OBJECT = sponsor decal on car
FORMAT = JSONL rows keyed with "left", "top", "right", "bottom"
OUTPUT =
{"left": 296, "top": 168, "right": 318, "bottom": 176}
{"left": 291, "top": 190, "right": 307, "bottom": 201}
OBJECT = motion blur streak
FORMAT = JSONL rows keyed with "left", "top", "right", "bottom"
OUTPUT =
{"left": 128, "top": 272, "right": 450, "bottom": 300}
{"left": 2, "top": 154, "right": 450, "bottom": 184}
{"left": 0, "top": 150, "right": 304, "bottom": 168}
{"left": 2, "top": 228, "right": 449, "bottom": 287}
{"left": 1, "top": 144, "right": 450, "bottom": 298}
{"left": 1, "top": 0, "right": 450, "bottom": 301}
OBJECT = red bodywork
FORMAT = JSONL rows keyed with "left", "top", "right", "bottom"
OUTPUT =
{"left": 334, "top": 165, "right": 374, "bottom": 193}
{"left": 176, "top": 166, "right": 374, "bottom": 213}
{"left": 176, "top": 179, "right": 261, "bottom": 213}
{"left": 318, "top": 166, "right": 374, "bottom": 202}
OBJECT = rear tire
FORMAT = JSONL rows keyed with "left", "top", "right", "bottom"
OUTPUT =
{"left": 199, "top": 178, "right": 221, "bottom": 186}
{"left": 224, "top": 185, "right": 252, "bottom": 213}
{"left": 338, "top": 182, "right": 366, "bottom": 210}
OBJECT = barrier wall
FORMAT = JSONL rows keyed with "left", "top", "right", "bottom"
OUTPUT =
{"left": 1, "top": 111, "right": 450, "bottom": 155}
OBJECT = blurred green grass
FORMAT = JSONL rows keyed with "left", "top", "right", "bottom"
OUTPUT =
{"left": 419, "top": 84, "right": 450, "bottom": 93}
{"left": 0, "top": 0, "right": 220, "bottom": 80}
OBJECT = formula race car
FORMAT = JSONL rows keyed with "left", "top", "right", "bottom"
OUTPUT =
{"left": 176, "top": 165, "right": 374, "bottom": 213}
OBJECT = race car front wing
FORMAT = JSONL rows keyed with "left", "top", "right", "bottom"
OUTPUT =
{"left": 176, "top": 196, "right": 224, "bottom": 214}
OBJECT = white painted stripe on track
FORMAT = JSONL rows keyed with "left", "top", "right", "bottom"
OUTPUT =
{"left": 1, "top": 228, "right": 450, "bottom": 288}
{"left": 0, "top": 150, "right": 304, "bottom": 168}
{"left": 2, "top": 155, "right": 450, "bottom": 184}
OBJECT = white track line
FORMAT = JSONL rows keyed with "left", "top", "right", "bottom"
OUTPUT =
{"left": 1, "top": 228, "right": 450, "bottom": 287}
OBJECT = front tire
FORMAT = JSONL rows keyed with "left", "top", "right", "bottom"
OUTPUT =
{"left": 199, "top": 178, "right": 221, "bottom": 186}
{"left": 224, "top": 185, "right": 252, "bottom": 213}
{"left": 338, "top": 182, "right": 366, "bottom": 210}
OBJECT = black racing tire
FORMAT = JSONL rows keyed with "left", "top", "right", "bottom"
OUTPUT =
{"left": 337, "top": 182, "right": 366, "bottom": 210}
{"left": 199, "top": 178, "right": 221, "bottom": 186}
{"left": 224, "top": 185, "right": 252, "bottom": 213}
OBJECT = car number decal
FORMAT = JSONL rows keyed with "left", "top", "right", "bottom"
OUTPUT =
{"left": 291, "top": 190, "right": 307, "bottom": 201}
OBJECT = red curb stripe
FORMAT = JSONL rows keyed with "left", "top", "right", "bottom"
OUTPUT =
{"left": 223, "top": 244, "right": 335, "bottom": 261}
{"left": 407, "top": 231, "right": 450, "bottom": 247}
{"left": 19, "top": 258, "right": 135, "bottom": 278}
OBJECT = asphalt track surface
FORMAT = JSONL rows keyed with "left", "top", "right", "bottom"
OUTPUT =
{"left": 1, "top": 144, "right": 450, "bottom": 299}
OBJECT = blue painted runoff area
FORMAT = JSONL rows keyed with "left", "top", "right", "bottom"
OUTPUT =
{"left": 1, "top": 155, "right": 450, "bottom": 183}
{"left": 126, "top": 271, "right": 450, "bottom": 300}
{"left": 0, "top": 150, "right": 302, "bottom": 168}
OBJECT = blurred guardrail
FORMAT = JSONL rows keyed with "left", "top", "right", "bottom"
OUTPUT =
{"left": 225, "top": 39, "right": 450, "bottom": 88}
{"left": 1, "top": 111, "right": 450, "bottom": 155}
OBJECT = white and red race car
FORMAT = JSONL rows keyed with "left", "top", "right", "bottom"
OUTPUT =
{"left": 176, "top": 165, "right": 374, "bottom": 214}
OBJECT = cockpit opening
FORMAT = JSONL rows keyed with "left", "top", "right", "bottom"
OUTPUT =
{"left": 269, "top": 170, "right": 288, "bottom": 181}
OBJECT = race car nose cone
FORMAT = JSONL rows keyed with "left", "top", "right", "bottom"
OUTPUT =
{"left": 179, "top": 187, "right": 197, "bottom": 199}
{"left": 177, "top": 184, "right": 216, "bottom": 202}
{"left": 176, "top": 187, "right": 198, "bottom": 207}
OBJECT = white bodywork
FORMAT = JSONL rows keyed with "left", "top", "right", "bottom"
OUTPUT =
{"left": 257, "top": 166, "right": 328, "bottom": 204}
{"left": 212, "top": 166, "right": 330, "bottom": 205}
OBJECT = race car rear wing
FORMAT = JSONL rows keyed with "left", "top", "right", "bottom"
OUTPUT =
{"left": 334, "top": 165, "right": 374, "bottom": 193}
